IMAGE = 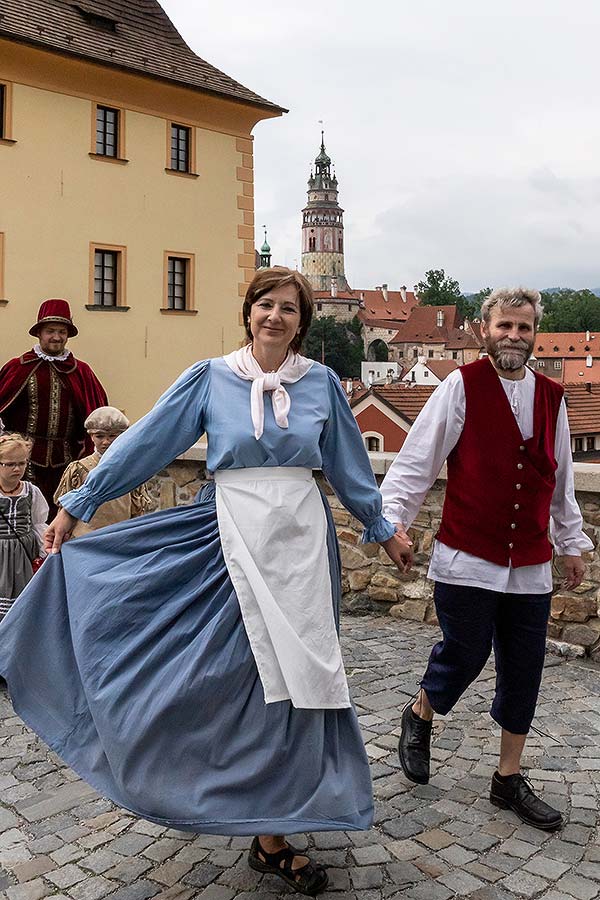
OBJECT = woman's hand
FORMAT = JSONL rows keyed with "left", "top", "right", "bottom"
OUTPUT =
{"left": 380, "top": 525, "right": 413, "bottom": 573}
{"left": 45, "top": 508, "right": 78, "bottom": 554}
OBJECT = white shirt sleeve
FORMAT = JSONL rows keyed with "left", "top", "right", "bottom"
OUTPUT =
{"left": 380, "top": 371, "right": 466, "bottom": 528}
{"left": 30, "top": 484, "right": 49, "bottom": 556}
{"left": 549, "top": 399, "right": 594, "bottom": 556}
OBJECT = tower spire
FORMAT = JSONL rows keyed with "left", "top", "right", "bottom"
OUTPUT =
{"left": 301, "top": 133, "right": 352, "bottom": 300}
{"left": 259, "top": 225, "right": 271, "bottom": 268}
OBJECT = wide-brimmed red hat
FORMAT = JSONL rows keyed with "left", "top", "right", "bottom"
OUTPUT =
{"left": 29, "top": 299, "right": 78, "bottom": 337}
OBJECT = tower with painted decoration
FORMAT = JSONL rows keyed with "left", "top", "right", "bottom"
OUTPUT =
{"left": 301, "top": 134, "right": 351, "bottom": 293}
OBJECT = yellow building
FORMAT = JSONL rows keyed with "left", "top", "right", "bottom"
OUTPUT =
{"left": 0, "top": 0, "right": 284, "bottom": 419}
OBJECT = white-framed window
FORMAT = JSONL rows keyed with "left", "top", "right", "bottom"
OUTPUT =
{"left": 363, "top": 431, "right": 384, "bottom": 453}
{"left": 554, "top": 360, "right": 562, "bottom": 369}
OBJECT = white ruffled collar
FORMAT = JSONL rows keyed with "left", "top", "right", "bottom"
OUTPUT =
{"left": 33, "top": 343, "right": 71, "bottom": 362}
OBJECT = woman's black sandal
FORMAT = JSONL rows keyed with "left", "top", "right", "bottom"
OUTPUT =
{"left": 248, "top": 836, "right": 329, "bottom": 896}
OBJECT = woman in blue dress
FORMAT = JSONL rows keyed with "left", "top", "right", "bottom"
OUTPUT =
{"left": 0, "top": 267, "right": 411, "bottom": 895}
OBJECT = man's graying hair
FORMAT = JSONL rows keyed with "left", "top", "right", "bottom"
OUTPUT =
{"left": 481, "top": 287, "right": 544, "bottom": 329}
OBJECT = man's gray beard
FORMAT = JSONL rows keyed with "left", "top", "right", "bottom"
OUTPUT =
{"left": 493, "top": 347, "right": 531, "bottom": 371}
{"left": 485, "top": 338, "right": 532, "bottom": 372}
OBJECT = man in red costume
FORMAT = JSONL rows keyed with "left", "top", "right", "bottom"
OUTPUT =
{"left": 381, "top": 287, "right": 592, "bottom": 832}
{"left": 0, "top": 299, "right": 108, "bottom": 518}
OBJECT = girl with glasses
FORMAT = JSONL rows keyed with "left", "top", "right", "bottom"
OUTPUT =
{"left": 0, "top": 432, "right": 48, "bottom": 621}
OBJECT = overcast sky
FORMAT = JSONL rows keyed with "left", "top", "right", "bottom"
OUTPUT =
{"left": 161, "top": 1, "right": 600, "bottom": 294}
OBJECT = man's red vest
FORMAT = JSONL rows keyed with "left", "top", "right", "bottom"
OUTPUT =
{"left": 437, "top": 357, "right": 564, "bottom": 568}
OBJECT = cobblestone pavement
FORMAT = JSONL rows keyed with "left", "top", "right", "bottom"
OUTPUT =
{"left": 0, "top": 616, "right": 599, "bottom": 900}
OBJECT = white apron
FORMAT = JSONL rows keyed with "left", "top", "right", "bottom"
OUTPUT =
{"left": 214, "top": 467, "right": 351, "bottom": 709}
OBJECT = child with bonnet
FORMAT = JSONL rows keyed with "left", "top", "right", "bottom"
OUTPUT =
{"left": 54, "top": 406, "right": 152, "bottom": 537}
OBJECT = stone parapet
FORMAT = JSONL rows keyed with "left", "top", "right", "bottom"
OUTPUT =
{"left": 156, "top": 447, "right": 600, "bottom": 663}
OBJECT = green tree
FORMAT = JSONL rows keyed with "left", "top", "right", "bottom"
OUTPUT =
{"left": 538, "top": 289, "right": 600, "bottom": 332}
{"left": 304, "top": 316, "right": 364, "bottom": 377}
{"left": 464, "top": 287, "right": 492, "bottom": 320}
{"left": 416, "top": 269, "right": 462, "bottom": 306}
{"left": 416, "top": 269, "right": 486, "bottom": 319}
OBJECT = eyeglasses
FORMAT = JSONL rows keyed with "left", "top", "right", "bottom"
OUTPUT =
{"left": 0, "top": 460, "right": 28, "bottom": 468}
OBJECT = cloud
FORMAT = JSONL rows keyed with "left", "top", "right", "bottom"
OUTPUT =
{"left": 161, "top": 0, "right": 600, "bottom": 292}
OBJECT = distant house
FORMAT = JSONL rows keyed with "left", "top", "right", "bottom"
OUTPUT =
{"left": 402, "top": 358, "right": 458, "bottom": 385}
{"left": 388, "top": 305, "right": 482, "bottom": 367}
{"left": 533, "top": 332, "right": 600, "bottom": 384}
{"left": 563, "top": 383, "right": 600, "bottom": 457}
{"left": 361, "top": 361, "right": 403, "bottom": 386}
{"left": 350, "top": 371, "right": 600, "bottom": 459}
{"left": 350, "top": 383, "right": 435, "bottom": 453}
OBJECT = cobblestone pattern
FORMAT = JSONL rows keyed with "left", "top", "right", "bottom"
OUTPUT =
{"left": 1, "top": 617, "right": 599, "bottom": 900}
{"left": 154, "top": 461, "right": 600, "bottom": 661}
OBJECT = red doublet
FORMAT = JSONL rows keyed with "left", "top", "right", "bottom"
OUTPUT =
{"left": 437, "top": 357, "right": 564, "bottom": 568}
{"left": 0, "top": 350, "right": 108, "bottom": 510}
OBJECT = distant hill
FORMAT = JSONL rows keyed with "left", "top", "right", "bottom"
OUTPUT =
{"left": 543, "top": 287, "right": 600, "bottom": 297}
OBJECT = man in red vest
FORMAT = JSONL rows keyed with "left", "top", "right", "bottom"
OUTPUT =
{"left": 381, "top": 287, "right": 591, "bottom": 831}
{"left": 0, "top": 299, "right": 108, "bottom": 518}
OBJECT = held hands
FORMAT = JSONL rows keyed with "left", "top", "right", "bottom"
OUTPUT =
{"left": 380, "top": 525, "right": 413, "bottom": 574}
{"left": 44, "top": 508, "right": 78, "bottom": 554}
{"left": 557, "top": 554, "right": 586, "bottom": 590}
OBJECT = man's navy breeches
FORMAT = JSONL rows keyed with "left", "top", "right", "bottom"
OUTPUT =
{"left": 421, "top": 582, "right": 551, "bottom": 735}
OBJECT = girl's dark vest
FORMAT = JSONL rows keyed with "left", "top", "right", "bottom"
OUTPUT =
{"left": 437, "top": 357, "right": 564, "bottom": 568}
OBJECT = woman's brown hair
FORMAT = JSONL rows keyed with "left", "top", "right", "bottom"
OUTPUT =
{"left": 242, "top": 267, "right": 314, "bottom": 354}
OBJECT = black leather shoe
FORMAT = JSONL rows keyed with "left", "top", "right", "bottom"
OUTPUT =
{"left": 489, "top": 771, "right": 563, "bottom": 831}
{"left": 398, "top": 703, "right": 432, "bottom": 785}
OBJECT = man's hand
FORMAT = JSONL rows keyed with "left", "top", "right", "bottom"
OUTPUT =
{"left": 44, "top": 508, "right": 78, "bottom": 554}
{"left": 557, "top": 554, "right": 585, "bottom": 590}
{"left": 380, "top": 525, "right": 414, "bottom": 574}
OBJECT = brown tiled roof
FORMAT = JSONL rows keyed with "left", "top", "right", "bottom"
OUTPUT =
{"left": 362, "top": 318, "right": 407, "bottom": 330}
{"left": 563, "top": 359, "right": 600, "bottom": 384}
{"left": 389, "top": 305, "right": 463, "bottom": 345}
{"left": 357, "top": 288, "right": 419, "bottom": 320}
{"left": 534, "top": 332, "right": 600, "bottom": 358}
{"left": 313, "top": 291, "right": 358, "bottom": 302}
{"left": 426, "top": 359, "right": 459, "bottom": 380}
{"left": 563, "top": 383, "right": 600, "bottom": 435}
{"left": 444, "top": 330, "right": 482, "bottom": 350}
{"left": 353, "top": 375, "right": 600, "bottom": 436}
{"left": 0, "top": 0, "right": 285, "bottom": 112}
{"left": 351, "top": 383, "right": 436, "bottom": 424}
{"left": 467, "top": 320, "right": 483, "bottom": 343}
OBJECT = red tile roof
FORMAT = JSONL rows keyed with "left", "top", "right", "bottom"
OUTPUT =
{"left": 425, "top": 359, "right": 459, "bottom": 380}
{"left": 359, "top": 288, "right": 418, "bottom": 317}
{"left": 0, "top": 0, "right": 284, "bottom": 112}
{"left": 351, "top": 382, "right": 436, "bottom": 424}
{"left": 563, "top": 359, "right": 600, "bottom": 384}
{"left": 352, "top": 375, "right": 600, "bottom": 437}
{"left": 313, "top": 291, "right": 358, "bottom": 302}
{"left": 389, "top": 305, "right": 470, "bottom": 345}
{"left": 534, "top": 333, "right": 600, "bottom": 358}
{"left": 563, "top": 383, "right": 600, "bottom": 435}
{"left": 444, "top": 330, "right": 482, "bottom": 350}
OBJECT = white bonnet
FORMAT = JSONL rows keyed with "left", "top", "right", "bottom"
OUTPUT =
{"left": 84, "top": 406, "right": 130, "bottom": 433}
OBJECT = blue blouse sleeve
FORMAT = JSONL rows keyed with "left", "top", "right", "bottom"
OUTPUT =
{"left": 319, "top": 368, "right": 396, "bottom": 543}
{"left": 59, "top": 360, "right": 210, "bottom": 522}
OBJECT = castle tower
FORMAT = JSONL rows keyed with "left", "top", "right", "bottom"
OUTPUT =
{"left": 259, "top": 226, "right": 271, "bottom": 268}
{"left": 301, "top": 133, "right": 350, "bottom": 292}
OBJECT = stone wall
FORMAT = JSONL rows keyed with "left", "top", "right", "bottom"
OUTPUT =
{"left": 155, "top": 449, "right": 600, "bottom": 663}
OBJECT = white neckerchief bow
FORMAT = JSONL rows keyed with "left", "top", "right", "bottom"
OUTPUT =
{"left": 223, "top": 344, "right": 314, "bottom": 439}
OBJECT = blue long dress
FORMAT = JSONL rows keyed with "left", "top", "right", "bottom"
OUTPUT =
{"left": 0, "top": 359, "right": 395, "bottom": 836}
